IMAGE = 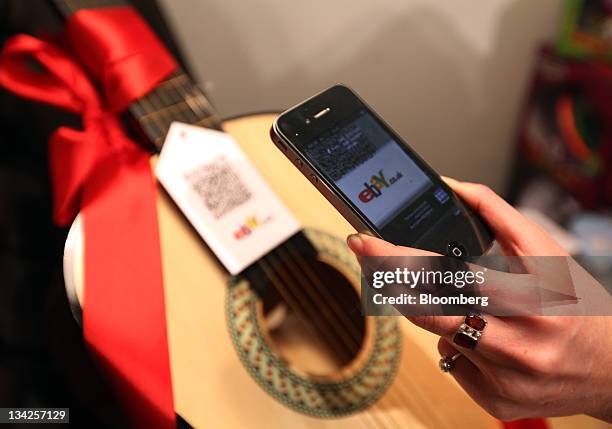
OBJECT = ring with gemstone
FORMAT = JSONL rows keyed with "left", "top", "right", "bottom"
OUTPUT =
{"left": 439, "top": 353, "right": 462, "bottom": 372}
{"left": 452, "top": 313, "right": 487, "bottom": 350}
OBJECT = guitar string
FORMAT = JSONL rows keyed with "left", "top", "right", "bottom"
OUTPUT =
{"left": 142, "top": 81, "right": 406, "bottom": 429}
{"left": 256, "top": 256, "right": 395, "bottom": 429}
{"left": 260, "top": 257, "right": 400, "bottom": 428}
{"left": 281, "top": 242, "right": 364, "bottom": 344}
{"left": 140, "top": 81, "right": 412, "bottom": 426}
{"left": 258, "top": 253, "right": 356, "bottom": 363}
{"left": 267, "top": 204, "right": 449, "bottom": 425}
{"left": 264, "top": 247, "right": 408, "bottom": 429}
{"left": 255, "top": 255, "right": 354, "bottom": 362}
{"left": 281, "top": 241, "right": 364, "bottom": 342}
{"left": 277, "top": 242, "right": 435, "bottom": 429}
{"left": 264, "top": 247, "right": 360, "bottom": 356}
{"left": 263, "top": 249, "right": 405, "bottom": 429}
{"left": 279, "top": 241, "right": 448, "bottom": 428}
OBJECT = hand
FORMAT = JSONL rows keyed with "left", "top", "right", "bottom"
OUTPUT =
{"left": 347, "top": 178, "right": 612, "bottom": 422}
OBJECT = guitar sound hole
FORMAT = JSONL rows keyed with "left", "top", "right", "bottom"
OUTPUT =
{"left": 261, "top": 258, "right": 366, "bottom": 375}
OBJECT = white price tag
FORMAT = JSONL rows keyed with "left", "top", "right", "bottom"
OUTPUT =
{"left": 156, "top": 122, "right": 301, "bottom": 274}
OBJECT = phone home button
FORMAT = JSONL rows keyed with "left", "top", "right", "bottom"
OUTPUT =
{"left": 447, "top": 242, "right": 467, "bottom": 258}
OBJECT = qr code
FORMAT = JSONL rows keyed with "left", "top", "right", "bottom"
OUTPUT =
{"left": 185, "top": 158, "right": 252, "bottom": 219}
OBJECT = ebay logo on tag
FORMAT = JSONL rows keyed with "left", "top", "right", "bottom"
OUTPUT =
{"left": 233, "top": 215, "right": 273, "bottom": 240}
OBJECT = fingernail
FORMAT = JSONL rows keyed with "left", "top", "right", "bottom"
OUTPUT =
{"left": 442, "top": 176, "right": 458, "bottom": 186}
{"left": 347, "top": 233, "right": 364, "bottom": 255}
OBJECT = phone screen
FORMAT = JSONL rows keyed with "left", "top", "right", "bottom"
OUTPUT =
{"left": 302, "top": 109, "right": 459, "bottom": 246}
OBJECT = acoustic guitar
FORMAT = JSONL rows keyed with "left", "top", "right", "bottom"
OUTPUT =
{"left": 55, "top": 0, "right": 498, "bottom": 427}
{"left": 64, "top": 114, "right": 499, "bottom": 428}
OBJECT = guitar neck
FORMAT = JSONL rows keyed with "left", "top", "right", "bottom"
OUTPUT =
{"left": 52, "top": 0, "right": 223, "bottom": 149}
{"left": 130, "top": 71, "right": 222, "bottom": 149}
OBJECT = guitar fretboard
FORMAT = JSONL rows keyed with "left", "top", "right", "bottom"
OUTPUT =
{"left": 130, "top": 71, "right": 222, "bottom": 149}
{"left": 52, "top": 0, "right": 222, "bottom": 149}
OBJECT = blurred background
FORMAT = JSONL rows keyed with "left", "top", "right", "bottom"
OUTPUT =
{"left": 158, "top": 0, "right": 564, "bottom": 192}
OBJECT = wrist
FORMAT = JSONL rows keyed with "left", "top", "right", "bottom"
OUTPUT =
{"left": 585, "top": 317, "right": 612, "bottom": 423}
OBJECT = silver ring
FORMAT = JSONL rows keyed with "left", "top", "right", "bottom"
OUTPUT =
{"left": 439, "top": 353, "right": 462, "bottom": 373}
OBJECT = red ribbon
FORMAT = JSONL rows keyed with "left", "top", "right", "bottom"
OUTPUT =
{"left": 65, "top": 6, "right": 177, "bottom": 111}
{"left": 0, "top": 7, "right": 176, "bottom": 429}
{"left": 503, "top": 419, "right": 549, "bottom": 429}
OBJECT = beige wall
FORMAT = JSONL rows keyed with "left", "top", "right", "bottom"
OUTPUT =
{"left": 158, "top": 0, "right": 563, "bottom": 192}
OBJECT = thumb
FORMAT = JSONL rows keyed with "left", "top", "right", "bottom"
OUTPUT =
{"left": 443, "top": 177, "right": 568, "bottom": 256}
{"left": 346, "top": 233, "right": 436, "bottom": 257}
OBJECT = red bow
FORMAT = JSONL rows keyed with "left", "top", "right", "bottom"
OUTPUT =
{"left": 0, "top": 8, "right": 176, "bottom": 429}
{"left": 0, "top": 35, "right": 145, "bottom": 225}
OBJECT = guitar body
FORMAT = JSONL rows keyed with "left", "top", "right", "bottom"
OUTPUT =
{"left": 65, "top": 113, "right": 497, "bottom": 429}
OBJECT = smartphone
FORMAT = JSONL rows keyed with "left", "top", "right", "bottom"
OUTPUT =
{"left": 271, "top": 84, "right": 494, "bottom": 257}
